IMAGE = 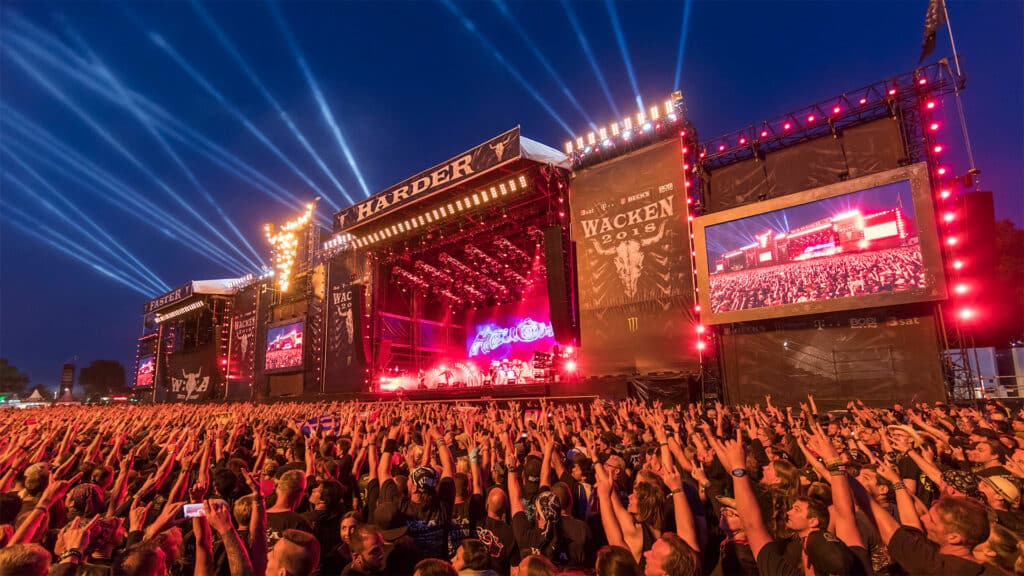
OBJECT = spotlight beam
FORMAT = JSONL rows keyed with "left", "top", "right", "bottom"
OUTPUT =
{"left": 5, "top": 48, "right": 254, "bottom": 274}
{"left": 440, "top": 0, "right": 574, "bottom": 137}
{"left": 604, "top": 0, "right": 643, "bottom": 112}
{"left": 3, "top": 149, "right": 170, "bottom": 294}
{"left": 1, "top": 201, "right": 158, "bottom": 298}
{"left": 149, "top": 32, "right": 343, "bottom": 211}
{"left": 560, "top": 0, "right": 620, "bottom": 118}
{"left": 3, "top": 22, "right": 325, "bottom": 225}
{"left": 672, "top": 0, "right": 693, "bottom": 91}
{"left": 266, "top": 0, "right": 372, "bottom": 198}
{"left": 191, "top": 0, "right": 355, "bottom": 207}
{"left": 493, "top": 0, "right": 597, "bottom": 130}
{"left": 61, "top": 23, "right": 267, "bottom": 269}
{"left": 2, "top": 107, "right": 251, "bottom": 275}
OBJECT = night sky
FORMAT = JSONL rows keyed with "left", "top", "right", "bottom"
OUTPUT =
{"left": 2, "top": 1, "right": 1021, "bottom": 387}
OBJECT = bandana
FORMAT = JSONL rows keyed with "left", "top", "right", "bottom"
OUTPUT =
{"left": 411, "top": 466, "right": 438, "bottom": 493}
{"left": 941, "top": 469, "right": 981, "bottom": 499}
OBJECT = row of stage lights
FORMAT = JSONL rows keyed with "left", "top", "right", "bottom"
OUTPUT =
{"left": 154, "top": 300, "right": 206, "bottom": 324}
{"left": 565, "top": 98, "right": 682, "bottom": 157}
{"left": 322, "top": 175, "right": 530, "bottom": 251}
{"left": 265, "top": 202, "right": 316, "bottom": 293}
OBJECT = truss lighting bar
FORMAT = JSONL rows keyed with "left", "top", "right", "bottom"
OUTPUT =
{"left": 155, "top": 300, "right": 206, "bottom": 323}
{"left": 565, "top": 94, "right": 684, "bottom": 159}
{"left": 349, "top": 175, "right": 529, "bottom": 249}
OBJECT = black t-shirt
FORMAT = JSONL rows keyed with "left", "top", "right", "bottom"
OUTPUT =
{"left": 756, "top": 540, "right": 802, "bottom": 576}
{"left": 712, "top": 540, "right": 759, "bottom": 576}
{"left": 512, "top": 510, "right": 557, "bottom": 560}
{"left": 380, "top": 476, "right": 455, "bottom": 559}
{"left": 449, "top": 494, "right": 485, "bottom": 556}
{"left": 888, "top": 526, "right": 1003, "bottom": 576}
{"left": 304, "top": 509, "right": 342, "bottom": 564}
{"left": 475, "top": 516, "right": 516, "bottom": 574}
{"left": 267, "top": 510, "right": 314, "bottom": 544}
{"left": 554, "top": 515, "right": 594, "bottom": 568}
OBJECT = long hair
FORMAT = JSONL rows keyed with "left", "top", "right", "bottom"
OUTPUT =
{"left": 633, "top": 482, "right": 666, "bottom": 533}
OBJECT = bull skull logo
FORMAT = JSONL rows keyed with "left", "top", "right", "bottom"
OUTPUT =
{"left": 239, "top": 333, "right": 250, "bottom": 361}
{"left": 489, "top": 136, "right": 512, "bottom": 161}
{"left": 170, "top": 368, "right": 210, "bottom": 401}
{"left": 591, "top": 222, "right": 666, "bottom": 299}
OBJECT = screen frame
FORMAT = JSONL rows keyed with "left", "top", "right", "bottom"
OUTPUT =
{"left": 693, "top": 163, "right": 947, "bottom": 325}
{"left": 134, "top": 355, "right": 155, "bottom": 388}
{"left": 264, "top": 317, "right": 306, "bottom": 374}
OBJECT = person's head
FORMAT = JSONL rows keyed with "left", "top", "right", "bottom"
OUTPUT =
{"left": 855, "top": 466, "right": 893, "bottom": 504}
{"left": 453, "top": 472, "right": 470, "bottom": 500}
{"left": 642, "top": 532, "right": 697, "bottom": 576}
{"left": 22, "top": 463, "right": 50, "bottom": 497}
{"left": 596, "top": 545, "right": 641, "bottom": 576}
{"left": 451, "top": 538, "right": 489, "bottom": 572}
{"left": 762, "top": 459, "right": 799, "bottom": 493}
{"left": 549, "top": 481, "right": 572, "bottom": 515}
{"left": 967, "top": 440, "right": 1003, "bottom": 465}
{"left": 233, "top": 495, "right": 255, "bottom": 528}
{"left": 785, "top": 497, "right": 830, "bottom": 535}
{"left": 921, "top": 496, "right": 991, "bottom": 550}
{"left": 91, "top": 465, "right": 115, "bottom": 490}
{"left": 605, "top": 455, "right": 626, "bottom": 482}
{"left": 413, "top": 558, "right": 457, "bottom": 576}
{"left": 65, "top": 483, "right": 105, "bottom": 520}
{"left": 978, "top": 476, "right": 1021, "bottom": 511}
{"left": 571, "top": 454, "right": 595, "bottom": 484}
{"left": 409, "top": 466, "right": 439, "bottom": 504}
{"left": 265, "top": 529, "right": 320, "bottom": 576}
{"left": 512, "top": 554, "right": 556, "bottom": 576}
{"left": 275, "top": 470, "right": 307, "bottom": 509}
{"left": 115, "top": 541, "right": 168, "bottom": 576}
{"left": 533, "top": 490, "right": 561, "bottom": 533}
{"left": 628, "top": 481, "right": 665, "bottom": 531}
{"left": 310, "top": 478, "right": 343, "bottom": 512}
{"left": 213, "top": 467, "right": 239, "bottom": 499}
{"left": 887, "top": 425, "right": 921, "bottom": 452}
{"left": 973, "top": 523, "right": 1022, "bottom": 573}
{"left": 339, "top": 511, "right": 363, "bottom": 545}
{"left": 349, "top": 524, "right": 386, "bottom": 573}
{"left": 153, "top": 526, "right": 183, "bottom": 565}
{"left": 485, "top": 486, "right": 508, "bottom": 521}
{"left": 716, "top": 498, "right": 743, "bottom": 535}
{"left": 0, "top": 543, "right": 50, "bottom": 576}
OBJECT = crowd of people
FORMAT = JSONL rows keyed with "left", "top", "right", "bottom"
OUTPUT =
{"left": 1, "top": 394, "right": 1022, "bottom": 576}
{"left": 709, "top": 246, "right": 927, "bottom": 312}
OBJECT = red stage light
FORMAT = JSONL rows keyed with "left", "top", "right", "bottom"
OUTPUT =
{"left": 682, "top": 147, "right": 689, "bottom": 153}
{"left": 694, "top": 305, "right": 701, "bottom": 312}
{"left": 679, "top": 131, "right": 687, "bottom": 137}
{"left": 685, "top": 180, "right": 692, "bottom": 188}
{"left": 687, "top": 197, "right": 692, "bottom": 204}
{"left": 946, "top": 236, "right": 958, "bottom": 246}
{"left": 888, "top": 88, "right": 897, "bottom": 95}
{"left": 933, "top": 145, "right": 943, "bottom": 153}
{"left": 718, "top": 144, "right": 726, "bottom": 152}
{"left": 925, "top": 101, "right": 936, "bottom": 110}
{"left": 943, "top": 212, "right": 955, "bottom": 222}
{"left": 918, "top": 77, "right": 927, "bottom": 85}
{"left": 953, "top": 259, "right": 964, "bottom": 270}
{"left": 783, "top": 122, "right": 792, "bottom": 131}
{"left": 958, "top": 308, "right": 975, "bottom": 320}
{"left": 699, "top": 151, "right": 706, "bottom": 158}
{"left": 696, "top": 341, "right": 706, "bottom": 351}
{"left": 566, "top": 346, "right": 574, "bottom": 354}
{"left": 940, "top": 189, "right": 951, "bottom": 199}
{"left": 687, "top": 215, "right": 693, "bottom": 221}
{"left": 832, "top": 106, "right": 841, "bottom": 114}
{"left": 929, "top": 122, "right": 940, "bottom": 131}
{"left": 859, "top": 98, "right": 868, "bottom": 105}
{"left": 760, "top": 130, "right": 769, "bottom": 138}
{"left": 565, "top": 360, "right": 577, "bottom": 372}
{"left": 937, "top": 167, "right": 947, "bottom": 176}
{"left": 807, "top": 114, "right": 815, "bottom": 122}
{"left": 558, "top": 211, "right": 565, "bottom": 218}
{"left": 954, "top": 283, "right": 968, "bottom": 295}
{"left": 696, "top": 324, "right": 706, "bottom": 334}
{"left": 739, "top": 137, "right": 747, "bottom": 145}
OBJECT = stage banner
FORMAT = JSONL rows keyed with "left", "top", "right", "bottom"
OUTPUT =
{"left": 143, "top": 282, "right": 193, "bottom": 314}
{"left": 230, "top": 310, "right": 257, "bottom": 385}
{"left": 570, "top": 140, "right": 699, "bottom": 375}
{"left": 719, "top": 306, "right": 945, "bottom": 409}
{"left": 335, "top": 127, "right": 522, "bottom": 231}
{"left": 166, "top": 348, "right": 217, "bottom": 402}
{"left": 324, "top": 257, "right": 363, "bottom": 392}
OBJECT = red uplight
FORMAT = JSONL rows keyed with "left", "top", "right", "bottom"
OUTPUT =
{"left": 682, "top": 147, "right": 689, "bottom": 153}
{"left": 684, "top": 180, "right": 692, "bottom": 188}
{"left": 687, "top": 215, "right": 693, "bottom": 221}
{"left": 937, "top": 167, "right": 947, "bottom": 176}
{"left": 833, "top": 106, "right": 841, "bottom": 114}
{"left": 958, "top": 308, "right": 975, "bottom": 320}
{"left": 699, "top": 151, "right": 706, "bottom": 158}
{"left": 760, "top": 130, "right": 769, "bottom": 138}
{"left": 686, "top": 197, "right": 692, "bottom": 204}
{"left": 918, "top": 77, "right": 928, "bottom": 85}
{"left": 943, "top": 212, "right": 955, "bottom": 222}
{"left": 718, "top": 144, "right": 726, "bottom": 152}
{"left": 694, "top": 305, "right": 701, "bottom": 312}
{"left": 783, "top": 122, "right": 792, "bottom": 130}
{"left": 930, "top": 122, "right": 940, "bottom": 131}
{"left": 888, "top": 88, "right": 897, "bottom": 95}
{"left": 859, "top": 98, "right": 868, "bottom": 105}
{"left": 739, "top": 137, "right": 747, "bottom": 145}
{"left": 953, "top": 259, "right": 964, "bottom": 270}
{"left": 696, "top": 324, "right": 706, "bottom": 334}
{"left": 940, "top": 189, "right": 951, "bottom": 199}
{"left": 946, "top": 236, "right": 958, "bottom": 246}
{"left": 933, "top": 145, "right": 943, "bottom": 153}
{"left": 925, "top": 101, "right": 936, "bottom": 110}
{"left": 558, "top": 211, "right": 565, "bottom": 218}
{"left": 696, "top": 341, "right": 706, "bottom": 351}
{"left": 679, "top": 131, "right": 687, "bottom": 137}
{"left": 566, "top": 346, "right": 574, "bottom": 354}
{"left": 565, "top": 360, "right": 577, "bottom": 372}
{"left": 954, "top": 283, "right": 968, "bottom": 295}
{"left": 807, "top": 114, "right": 815, "bottom": 123}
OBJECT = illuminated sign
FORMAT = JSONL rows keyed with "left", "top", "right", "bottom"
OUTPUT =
{"left": 469, "top": 318, "right": 554, "bottom": 357}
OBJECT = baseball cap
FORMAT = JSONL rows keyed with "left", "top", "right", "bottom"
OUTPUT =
{"left": 804, "top": 530, "right": 864, "bottom": 576}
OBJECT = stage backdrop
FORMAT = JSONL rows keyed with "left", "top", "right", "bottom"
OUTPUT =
{"left": 229, "top": 286, "right": 258, "bottom": 391}
{"left": 166, "top": 348, "right": 217, "bottom": 402}
{"left": 570, "top": 139, "right": 699, "bottom": 376}
{"left": 323, "top": 255, "right": 366, "bottom": 393}
{"left": 719, "top": 305, "right": 945, "bottom": 409}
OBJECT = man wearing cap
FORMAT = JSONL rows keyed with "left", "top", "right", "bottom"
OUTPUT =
{"left": 978, "top": 476, "right": 1024, "bottom": 535}
{"left": 887, "top": 425, "right": 931, "bottom": 502}
{"left": 710, "top": 497, "right": 758, "bottom": 576}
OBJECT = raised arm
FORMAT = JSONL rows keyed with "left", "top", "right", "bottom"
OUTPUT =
{"left": 719, "top": 431, "right": 773, "bottom": 557}
{"left": 661, "top": 466, "right": 699, "bottom": 552}
{"left": 806, "top": 429, "right": 863, "bottom": 548}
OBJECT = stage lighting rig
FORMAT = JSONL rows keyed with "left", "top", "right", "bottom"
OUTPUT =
{"left": 265, "top": 200, "right": 317, "bottom": 293}
{"left": 566, "top": 93, "right": 687, "bottom": 169}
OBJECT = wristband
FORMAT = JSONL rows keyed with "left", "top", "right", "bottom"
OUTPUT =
{"left": 60, "top": 549, "right": 83, "bottom": 563}
{"left": 35, "top": 505, "right": 49, "bottom": 512}
{"left": 892, "top": 481, "right": 907, "bottom": 491}
{"left": 658, "top": 442, "right": 669, "bottom": 447}
{"left": 383, "top": 439, "right": 398, "bottom": 454}
{"left": 669, "top": 488, "right": 684, "bottom": 495}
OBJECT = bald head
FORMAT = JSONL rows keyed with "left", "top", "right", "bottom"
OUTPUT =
{"left": 486, "top": 487, "right": 508, "bottom": 518}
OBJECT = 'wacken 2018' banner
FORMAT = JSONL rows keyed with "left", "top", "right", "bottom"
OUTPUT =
{"left": 334, "top": 127, "right": 522, "bottom": 231}
{"left": 230, "top": 310, "right": 257, "bottom": 385}
{"left": 166, "top": 349, "right": 217, "bottom": 402}
{"left": 570, "top": 140, "right": 699, "bottom": 375}
{"left": 323, "top": 257, "right": 364, "bottom": 393}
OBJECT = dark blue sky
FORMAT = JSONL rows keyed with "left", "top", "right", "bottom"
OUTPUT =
{"left": 2, "top": 0, "right": 1021, "bottom": 386}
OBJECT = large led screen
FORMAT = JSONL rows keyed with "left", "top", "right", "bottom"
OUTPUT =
{"left": 694, "top": 164, "right": 946, "bottom": 324}
{"left": 135, "top": 355, "right": 154, "bottom": 387}
{"left": 265, "top": 320, "right": 304, "bottom": 372}
{"left": 465, "top": 296, "right": 556, "bottom": 363}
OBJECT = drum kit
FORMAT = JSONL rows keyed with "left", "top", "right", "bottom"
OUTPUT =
{"left": 486, "top": 358, "right": 535, "bottom": 386}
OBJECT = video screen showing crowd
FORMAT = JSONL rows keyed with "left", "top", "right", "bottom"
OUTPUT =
{"left": 704, "top": 181, "right": 930, "bottom": 315}
{"left": 2, "top": 396, "right": 1022, "bottom": 576}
